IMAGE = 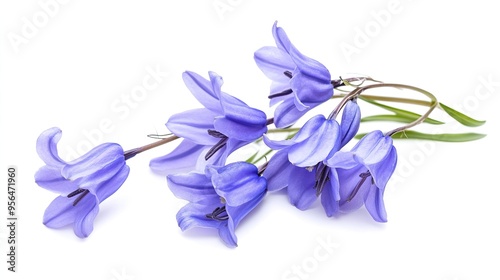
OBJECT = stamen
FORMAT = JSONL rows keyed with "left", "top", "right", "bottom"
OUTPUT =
{"left": 207, "top": 129, "right": 227, "bottom": 139}
{"left": 67, "top": 188, "right": 85, "bottom": 198}
{"left": 346, "top": 171, "right": 371, "bottom": 202}
{"left": 72, "top": 189, "right": 90, "bottom": 206}
{"left": 206, "top": 206, "right": 229, "bottom": 221}
{"left": 284, "top": 71, "right": 292, "bottom": 78}
{"left": 313, "top": 163, "right": 330, "bottom": 196}
{"left": 205, "top": 137, "right": 228, "bottom": 160}
{"left": 268, "top": 88, "right": 293, "bottom": 99}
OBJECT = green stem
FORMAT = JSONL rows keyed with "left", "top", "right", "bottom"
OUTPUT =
{"left": 332, "top": 94, "right": 432, "bottom": 107}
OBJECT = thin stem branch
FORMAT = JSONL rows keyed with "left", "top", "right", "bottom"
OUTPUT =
{"left": 333, "top": 94, "right": 432, "bottom": 107}
{"left": 124, "top": 135, "right": 180, "bottom": 160}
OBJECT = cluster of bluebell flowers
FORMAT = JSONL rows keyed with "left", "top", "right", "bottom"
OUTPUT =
{"left": 34, "top": 21, "right": 485, "bottom": 246}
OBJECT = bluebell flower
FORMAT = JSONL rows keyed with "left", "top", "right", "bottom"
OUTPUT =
{"left": 254, "top": 21, "right": 334, "bottom": 128}
{"left": 263, "top": 115, "right": 341, "bottom": 213}
{"left": 263, "top": 101, "right": 361, "bottom": 216}
{"left": 150, "top": 71, "right": 268, "bottom": 175}
{"left": 326, "top": 130, "right": 397, "bottom": 222}
{"left": 34, "top": 127, "right": 130, "bottom": 238}
{"left": 168, "top": 162, "right": 267, "bottom": 247}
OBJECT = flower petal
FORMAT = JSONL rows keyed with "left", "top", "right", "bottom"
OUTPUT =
{"left": 94, "top": 164, "right": 130, "bottom": 202}
{"left": 63, "top": 151, "right": 126, "bottom": 194}
{"left": 214, "top": 115, "right": 267, "bottom": 142}
{"left": 272, "top": 21, "right": 293, "bottom": 52}
{"left": 36, "top": 127, "right": 66, "bottom": 167}
{"left": 150, "top": 140, "right": 208, "bottom": 175}
{"left": 166, "top": 109, "right": 219, "bottom": 145}
{"left": 320, "top": 169, "right": 340, "bottom": 217}
{"left": 337, "top": 165, "right": 369, "bottom": 212}
{"left": 73, "top": 198, "right": 100, "bottom": 238}
{"left": 350, "top": 131, "right": 393, "bottom": 164}
{"left": 182, "top": 71, "right": 221, "bottom": 112}
{"left": 290, "top": 71, "right": 332, "bottom": 107}
{"left": 209, "top": 162, "right": 267, "bottom": 207}
{"left": 339, "top": 100, "right": 361, "bottom": 147}
{"left": 43, "top": 193, "right": 97, "bottom": 233}
{"left": 262, "top": 149, "right": 294, "bottom": 192}
{"left": 273, "top": 98, "right": 309, "bottom": 128}
{"left": 287, "top": 167, "right": 317, "bottom": 210}
{"left": 167, "top": 172, "right": 219, "bottom": 204}
{"left": 254, "top": 46, "right": 295, "bottom": 82}
{"left": 364, "top": 185, "right": 387, "bottom": 222}
{"left": 176, "top": 201, "right": 225, "bottom": 231}
{"left": 288, "top": 117, "right": 340, "bottom": 167}
{"left": 367, "top": 146, "right": 398, "bottom": 190}
{"left": 61, "top": 143, "right": 124, "bottom": 180}
{"left": 225, "top": 190, "right": 266, "bottom": 247}
{"left": 35, "top": 166, "right": 78, "bottom": 195}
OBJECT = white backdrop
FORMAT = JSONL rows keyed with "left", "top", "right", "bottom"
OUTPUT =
{"left": 1, "top": 1, "right": 499, "bottom": 279}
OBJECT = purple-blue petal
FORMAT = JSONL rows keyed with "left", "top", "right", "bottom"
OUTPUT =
{"left": 320, "top": 169, "right": 340, "bottom": 217}
{"left": 288, "top": 117, "right": 341, "bottom": 167}
{"left": 364, "top": 185, "right": 387, "bottom": 222}
{"left": 176, "top": 201, "right": 225, "bottom": 231}
{"left": 36, "top": 127, "right": 66, "bottom": 167}
{"left": 339, "top": 100, "right": 361, "bottom": 147}
{"left": 367, "top": 146, "right": 397, "bottom": 190}
{"left": 287, "top": 167, "right": 317, "bottom": 210}
{"left": 337, "top": 165, "right": 369, "bottom": 212}
{"left": 262, "top": 149, "right": 294, "bottom": 191}
{"left": 150, "top": 140, "right": 208, "bottom": 175}
{"left": 94, "top": 164, "right": 130, "bottom": 202}
{"left": 214, "top": 116, "right": 267, "bottom": 142}
{"left": 273, "top": 98, "right": 309, "bottom": 128}
{"left": 254, "top": 46, "right": 295, "bottom": 82}
{"left": 290, "top": 71, "right": 333, "bottom": 106}
{"left": 272, "top": 21, "right": 293, "bottom": 52}
{"left": 208, "top": 162, "right": 267, "bottom": 207}
{"left": 35, "top": 166, "right": 78, "bottom": 195}
{"left": 167, "top": 172, "right": 219, "bottom": 204}
{"left": 166, "top": 109, "right": 219, "bottom": 145}
{"left": 43, "top": 193, "right": 99, "bottom": 238}
{"left": 182, "top": 71, "right": 221, "bottom": 112}
{"left": 63, "top": 151, "right": 126, "bottom": 194}
{"left": 61, "top": 143, "right": 124, "bottom": 180}
{"left": 225, "top": 190, "right": 266, "bottom": 247}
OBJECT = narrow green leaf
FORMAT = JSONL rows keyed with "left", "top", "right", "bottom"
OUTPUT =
{"left": 360, "top": 97, "right": 444, "bottom": 125}
{"left": 245, "top": 151, "right": 260, "bottom": 163}
{"left": 355, "top": 130, "right": 486, "bottom": 142}
{"left": 361, "top": 114, "right": 444, "bottom": 124}
{"left": 439, "top": 103, "right": 486, "bottom": 127}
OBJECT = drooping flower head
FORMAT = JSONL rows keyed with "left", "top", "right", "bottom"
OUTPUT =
{"left": 167, "top": 162, "right": 267, "bottom": 247}
{"left": 150, "top": 71, "right": 268, "bottom": 175}
{"left": 34, "top": 127, "right": 130, "bottom": 238}
{"left": 262, "top": 100, "right": 361, "bottom": 216}
{"left": 326, "top": 130, "right": 397, "bottom": 222}
{"left": 254, "top": 21, "right": 334, "bottom": 128}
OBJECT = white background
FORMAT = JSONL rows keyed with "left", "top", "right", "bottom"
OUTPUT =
{"left": 1, "top": 1, "right": 499, "bottom": 279}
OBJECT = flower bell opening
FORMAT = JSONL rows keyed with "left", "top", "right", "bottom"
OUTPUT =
{"left": 206, "top": 206, "right": 229, "bottom": 221}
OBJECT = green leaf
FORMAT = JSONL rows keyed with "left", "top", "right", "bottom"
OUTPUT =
{"left": 355, "top": 130, "right": 486, "bottom": 142}
{"left": 361, "top": 114, "right": 444, "bottom": 124}
{"left": 360, "top": 97, "right": 444, "bottom": 125}
{"left": 439, "top": 103, "right": 486, "bottom": 127}
{"left": 245, "top": 150, "right": 260, "bottom": 164}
